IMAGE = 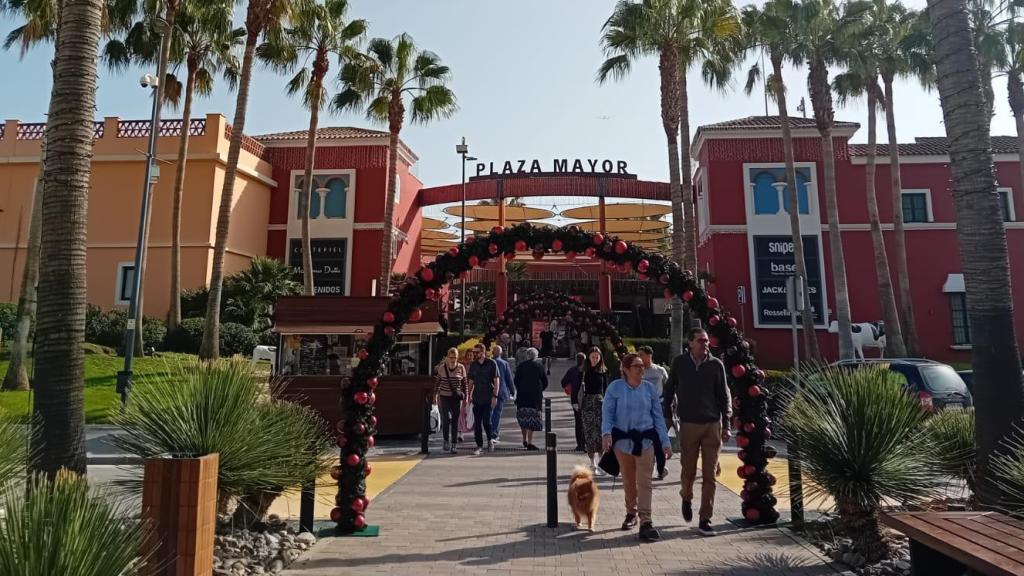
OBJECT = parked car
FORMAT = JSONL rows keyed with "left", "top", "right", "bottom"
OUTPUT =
{"left": 832, "top": 358, "right": 973, "bottom": 411}
{"left": 956, "top": 369, "right": 1024, "bottom": 396}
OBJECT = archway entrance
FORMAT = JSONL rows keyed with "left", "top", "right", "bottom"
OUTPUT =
{"left": 331, "top": 223, "right": 779, "bottom": 533}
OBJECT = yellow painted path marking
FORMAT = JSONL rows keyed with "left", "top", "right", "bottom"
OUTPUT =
{"left": 716, "top": 453, "right": 834, "bottom": 512}
{"left": 268, "top": 454, "right": 424, "bottom": 520}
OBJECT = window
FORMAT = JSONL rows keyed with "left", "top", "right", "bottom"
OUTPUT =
{"left": 748, "top": 167, "right": 811, "bottom": 216}
{"left": 323, "top": 177, "right": 348, "bottom": 218}
{"left": 294, "top": 173, "right": 351, "bottom": 220}
{"left": 751, "top": 172, "right": 780, "bottom": 215}
{"left": 998, "top": 188, "right": 1015, "bottom": 222}
{"left": 901, "top": 191, "right": 931, "bottom": 223}
{"left": 115, "top": 263, "right": 135, "bottom": 305}
{"left": 950, "top": 293, "right": 971, "bottom": 346}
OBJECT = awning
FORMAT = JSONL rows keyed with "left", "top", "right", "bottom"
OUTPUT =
{"left": 942, "top": 273, "right": 965, "bottom": 293}
{"left": 274, "top": 321, "right": 442, "bottom": 335}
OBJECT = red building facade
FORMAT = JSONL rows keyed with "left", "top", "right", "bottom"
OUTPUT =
{"left": 692, "top": 116, "right": 1023, "bottom": 366}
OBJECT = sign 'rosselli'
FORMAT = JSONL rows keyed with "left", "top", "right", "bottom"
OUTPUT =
{"left": 331, "top": 223, "right": 780, "bottom": 534}
{"left": 474, "top": 158, "right": 631, "bottom": 178}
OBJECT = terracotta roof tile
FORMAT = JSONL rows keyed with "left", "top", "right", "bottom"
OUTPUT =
{"left": 849, "top": 136, "right": 1018, "bottom": 157}
{"left": 253, "top": 126, "right": 390, "bottom": 141}
{"left": 697, "top": 115, "right": 860, "bottom": 131}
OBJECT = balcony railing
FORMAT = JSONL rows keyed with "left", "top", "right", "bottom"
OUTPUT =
{"left": 117, "top": 118, "right": 206, "bottom": 138}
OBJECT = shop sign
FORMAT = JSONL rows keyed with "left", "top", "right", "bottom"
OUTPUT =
{"left": 474, "top": 158, "right": 631, "bottom": 177}
{"left": 752, "top": 235, "right": 824, "bottom": 326}
{"left": 289, "top": 238, "right": 347, "bottom": 295}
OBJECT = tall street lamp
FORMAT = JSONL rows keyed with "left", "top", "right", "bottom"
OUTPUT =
{"left": 117, "top": 17, "right": 168, "bottom": 408}
{"left": 456, "top": 138, "right": 476, "bottom": 335}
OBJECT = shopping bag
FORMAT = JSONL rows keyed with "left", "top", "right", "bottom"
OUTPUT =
{"left": 459, "top": 404, "right": 475, "bottom": 433}
{"left": 669, "top": 416, "right": 681, "bottom": 453}
{"left": 429, "top": 404, "right": 441, "bottom": 434}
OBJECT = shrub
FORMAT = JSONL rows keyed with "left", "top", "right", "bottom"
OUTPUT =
{"left": 220, "top": 322, "right": 258, "bottom": 358}
{"left": 85, "top": 308, "right": 166, "bottom": 352}
{"left": 0, "top": 472, "right": 149, "bottom": 576}
{"left": 602, "top": 340, "right": 621, "bottom": 378}
{"left": 257, "top": 329, "right": 278, "bottom": 347}
{"left": 0, "top": 302, "right": 19, "bottom": 344}
{"left": 164, "top": 317, "right": 205, "bottom": 354}
{"left": 180, "top": 286, "right": 209, "bottom": 319}
{"left": 990, "top": 426, "right": 1024, "bottom": 516}
{"left": 623, "top": 337, "right": 672, "bottom": 363}
{"left": 924, "top": 408, "right": 976, "bottom": 496}
{"left": 84, "top": 304, "right": 110, "bottom": 346}
{"left": 109, "top": 358, "right": 332, "bottom": 526}
{"left": 782, "top": 365, "right": 940, "bottom": 560}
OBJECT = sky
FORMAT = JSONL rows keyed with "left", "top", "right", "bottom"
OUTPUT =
{"left": 0, "top": 0, "right": 1016, "bottom": 222}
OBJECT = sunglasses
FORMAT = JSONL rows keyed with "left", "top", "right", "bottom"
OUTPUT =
{"left": 627, "top": 363, "right": 644, "bottom": 369}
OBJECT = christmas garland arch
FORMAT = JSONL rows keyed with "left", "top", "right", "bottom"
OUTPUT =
{"left": 481, "top": 289, "right": 629, "bottom": 357}
{"left": 331, "top": 223, "right": 779, "bottom": 532}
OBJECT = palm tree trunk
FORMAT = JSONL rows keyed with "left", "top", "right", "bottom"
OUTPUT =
{"left": 1009, "top": 70, "right": 1024, "bottom": 212}
{"left": 2, "top": 173, "right": 43, "bottom": 391}
{"left": 679, "top": 71, "right": 697, "bottom": 274}
{"left": 660, "top": 47, "right": 684, "bottom": 357}
{"left": 808, "top": 58, "right": 854, "bottom": 359}
{"left": 201, "top": 30, "right": 258, "bottom": 360}
{"left": 883, "top": 75, "right": 920, "bottom": 355}
{"left": 169, "top": 62, "right": 197, "bottom": 332}
{"left": 299, "top": 77, "right": 322, "bottom": 297}
{"left": 380, "top": 94, "right": 404, "bottom": 297}
{"left": 773, "top": 56, "right": 821, "bottom": 361}
{"left": 928, "top": 0, "right": 1024, "bottom": 508}
{"left": 865, "top": 89, "right": 906, "bottom": 357}
{"left": 30, "top": 0, "right": 105, "bottom": 477}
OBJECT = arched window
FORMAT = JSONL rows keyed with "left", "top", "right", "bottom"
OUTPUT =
{"left": 323, "top": 177, "right": 348, "bottom": 218}
{"left": 752, "top": 172, "right": 780, "bottom": 215}
{"left": 782, "top": 171, "right": 811, "bottom": 215}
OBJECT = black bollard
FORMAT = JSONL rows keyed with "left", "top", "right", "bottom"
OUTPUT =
{"left": 544, "top": 397, "right": 552, "bottom": 433}
{"left": 546, "top": 431, "right": 558, "bottom": 528}
{"left": 299, "top": 482, "right": 315, "bottom": 533}
{"left": 421, "top": 392, "right": 430, "bottom": 455}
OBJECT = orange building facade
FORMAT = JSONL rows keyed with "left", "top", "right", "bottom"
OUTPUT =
{"left": 0, "top": 114, "right": 423, "bottom": 319}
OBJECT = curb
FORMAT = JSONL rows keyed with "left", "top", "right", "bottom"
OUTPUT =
{"left": 87, "top": 454, "right": 142, "bottom": 466}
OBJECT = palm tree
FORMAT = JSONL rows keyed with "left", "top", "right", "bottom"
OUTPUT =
{"left": 30, "top": 0, "right": 106, "bottom": 477}
{"left": 201, "top": 0, "right": 295, "bottom": 360}
{"left": 791, "top": 0, "right": 857, "bottom": 359}
{"left": 966, "top": 0, "right": 1009, "bottom": 119}
{"left": 333, "top": 33, "right": 458, "bottom": 297}
{"left": 1006, "top": 20, "right": 1024, "bottom": 203}
{"left": 874, "top": 0, "right": 930, "bottom": 356}
{"left": 598, "top": 0, "right": 741, "bottom": 357}
{"left": 741, "top": 0, "right": 822, "bottom": 360}
{"left": 831, "top": 4, "right": 907, "bottom": 357}
{"left": 259, "top": 0, "right": 366, "bottom": 296}
{"left": 105, "top": 2, "right": 242, "bottom": 334}
{"left": 926, "top": 0, "right": 1024, "bottom": 508}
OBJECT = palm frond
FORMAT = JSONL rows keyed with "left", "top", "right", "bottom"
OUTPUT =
{"left": 596, "top": 53, "right": 633, "bottom": 84}
{"left": 410, "top": 84, "right": 458, "bottom": 124}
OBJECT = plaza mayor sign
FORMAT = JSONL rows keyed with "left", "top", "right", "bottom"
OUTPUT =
{"left": 474, "top": 158, "right": 632, "bottom": 178}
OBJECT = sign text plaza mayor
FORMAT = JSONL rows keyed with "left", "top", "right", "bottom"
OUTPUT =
{"left": 474, "top": 158, "right": 632, "bottom": 177}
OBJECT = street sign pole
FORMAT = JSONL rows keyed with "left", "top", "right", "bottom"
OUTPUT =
{"left": 786, "top": 275, "right": 805, "bottom": 529}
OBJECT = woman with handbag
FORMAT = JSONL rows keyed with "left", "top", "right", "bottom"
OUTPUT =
{"left": 513, "top": 348, "right": 548, "bottom": 450}
{"left": 434, "top": 347, "right": 467, "bottom": 454}
{"left": 580, "top": 346, "right": 609, "bottom": 473}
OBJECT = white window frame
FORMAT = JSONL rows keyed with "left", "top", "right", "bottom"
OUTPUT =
{"left": 900, "top": 189, "right": 934, "bottom": 224}
{"left": 998, "top": 187, "right": 1016, "bottom": 222}
{"left": 115, "top": 262, "right": 135, "bottom": 306}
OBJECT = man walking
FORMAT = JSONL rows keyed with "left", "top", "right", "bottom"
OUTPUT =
{"left": 663, "top": 328, "right": 732, "bottom": 537}
{"left": 491, "top": 345, "right": 515, "bottom": 444}
{"left": 468, "top": 343, "right": 500, "bottom": 455}
{"left": 638, "top": 346, "right": 670, "bottom": 480}
{"left": 562, "top": 352, "right": 587, "bottom": 452}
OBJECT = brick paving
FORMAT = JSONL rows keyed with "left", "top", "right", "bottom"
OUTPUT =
{"left": 284, "top": 360, "right": 840, "bottom": 576}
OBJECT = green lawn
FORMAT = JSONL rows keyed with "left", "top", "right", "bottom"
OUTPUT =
{"left": 0, "top": 351, "right": 194, "bottom": 424}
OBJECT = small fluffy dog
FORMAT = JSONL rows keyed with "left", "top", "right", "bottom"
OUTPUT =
{"left": 567, "top": 465, "right": 600, "bottom": 531}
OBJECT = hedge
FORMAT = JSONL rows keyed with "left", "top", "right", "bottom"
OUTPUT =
{"left": 623, "top": 337, "right": 673, "bottom": 363}
{"left": 0, "top": 302, "right": 18, "bottom": 344}
{"left": 164, "top": 317, "right": 257, "bottom": 358}
{"left": 84, "top": 306, "right": 167, "bottom": 352}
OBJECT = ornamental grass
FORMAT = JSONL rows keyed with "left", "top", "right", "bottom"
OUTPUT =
{"left": 923, "top": 408, "right": 976, "bottom": 498}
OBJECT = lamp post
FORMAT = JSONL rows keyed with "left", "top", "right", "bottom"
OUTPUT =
{"left": 117, "top": 18, "right": 167, "bottom": 408}
{"left": 456, "top": 138, "right": 476, "bottom": 335}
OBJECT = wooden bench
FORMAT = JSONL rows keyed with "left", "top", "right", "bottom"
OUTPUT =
{"left": 880, "top": 511, "right": 1024, "bottom": 576}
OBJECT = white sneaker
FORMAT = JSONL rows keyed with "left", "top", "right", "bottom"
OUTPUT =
{"left": 473, "top": 447, "right": 483, "bottom": 456}
{"left": 487, "top": 440, "right": 495, "bottom": 453}
{"left": 594, "top": 466, "right": 605, "bottom": 476}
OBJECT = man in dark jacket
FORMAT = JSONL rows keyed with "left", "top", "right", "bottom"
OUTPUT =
{"left": 561, "top": 352, "right": 587, "bottom": 451}
{"left": 663, "top": 328, "right": 732, "bottom": 537}
{"left": 468, "top": 343, "right": 500, "bottom": 455}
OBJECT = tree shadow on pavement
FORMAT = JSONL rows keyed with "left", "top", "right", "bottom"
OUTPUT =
{"left": 666, "top": 551, "right": 840, "bottom": 575}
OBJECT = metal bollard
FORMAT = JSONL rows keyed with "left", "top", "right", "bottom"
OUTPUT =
{"left": 546, "top": 431, "right": 558, "bottom": 528}
{"left": 299, "top": 482, "right": 315, "bottom": 533}
{"left": 421, "top": 394, "right": 430, "bottom": 455}
{"left": 544, "top": 397, "right": 552, "bottom": 432}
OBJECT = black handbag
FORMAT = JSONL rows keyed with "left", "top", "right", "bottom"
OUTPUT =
{"left": 598, "top": 450, "right": 620, "bottom": 477}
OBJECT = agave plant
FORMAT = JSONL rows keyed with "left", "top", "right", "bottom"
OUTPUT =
{"left": 924, "top": 408, "right": 977, "bottom": 498}
{"left": 0, "top": 471, "right": 149, "bottom": 576}
{"left": 782, "top": 365, "right": 941, "bottom": 560}
{"left": 109, "top": 357, "right": 332, "bottom": 525}
{"left": 990, "top": 426, "right": 1024, "bottom": 517}
{"left": 0, "top": 411, "right": 28, "bottom": 488}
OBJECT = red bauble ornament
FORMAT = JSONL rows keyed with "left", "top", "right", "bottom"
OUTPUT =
{"left": 468, "top": 256, "right": 480, "bottom": 268}
{"left": 466, "top": 235, "right": 476, "bottom": 244}
{"left": 357, "top": 349, "right": 368, "bottom": 360}
{"left": 532, "top": 250, "right": 544, "bottom": 260}
{"left": 351, "top": 499, "right": 365, "bottom": 512}
{"left": 638, "top": 273, "right": 648, "bottom": 281}
{"left": 425, "top": 288, "right": 438, "bottom": 301}
{"left": 420, "top": 268, "right": 434, "bottom": 283}
{"left": 448, "top": 247, "right": 459, "bottom": 256}
{"left": 709, "top": 315, "right": 721, "bottom": 326}
{"left": 737, "top": 466, "right": 747, "bottom": 478}
{"left": 736, "top": 434, "right": 750, "bottom": 448}
{"left": 353, "top": 514, "right": 367, "bottom": 529}
{"left": 659, "top": 273, "right": 670, "bottom": 285}
{"left": 614, "top": 240, "right": 628, "bottom": 254}
{"left": 367, "top": 377, "right": 379, "bottom": 390}
{"left": 709, "top": 336, "right": 719, "bottom": 348}
{"left": 346, "top": 453, "right": 361, "bottom": 467}
{"left": 409, "top": 309, "right": 423, "bottom": 322}
{"left": 488, "top": 243, "right": 499, "bottom": 255}
{"left": 744, "top": 465, "right": 757, "bottom": 477}
{"left": 367, "top": 436, "right": 375, "bottom": 448}
{"left": 682, "top": 290, "right": 694, "bottom": 302}
{"left": 743, "top": 422, "right": 755, "bottom": 433}
{"left": 767, "top": 473, "right": 777, "bottom": 486}
{"left": 755, "top": 369, "right": 766, "bottom": 381}
{"left": 505, "top": 251, "right": 516, "bottom": 260}
{"left": 360, "top": 497, "right": 370, "bottom": 511}
{"left": 367, "top": 392, "right": 377, "bottom": 405}
{"left": 382, "top": 311, "right": 395, "bottom": 324}
{"left": 733, "top": 397, "right": 741, "bottom": 410}
{"left": 552, "top": 239, "right": 563, "bottom": 252}
{"left": 732, "top": 364, "right": 748, "bottom": 379}
{"left": 592, "top": 233, "right": 604, "bottom": 246}
{"left": 738, "top": 450, "right": 747, "bottom": 461}
{"left": 364, "top": 463, "right": 373, "bottom": 477}
{"left": 330, "top": 465, "right": 341, "bottom": 480}
{"left": 566, "top": 250, "right": 577, "bottom": 260}
{"left": 637, "top": 259, "right": 650, "bottom": 273}
{"left": 585, "top": 247, "right": 596, "bottom": 258}
{"left": 369, "top": 416, "right": 378, "bottom": 427}
{"left": 741, "top": 490, "right": 750, "bottom": 501}
{"left": 515, "top": 240, "right": 527, "bottom": 252}
{"left": 727, "top": 317, "right": 738, "bottom": 328}
{"left": 330, "top": 507, "right": 343, "bottom": 522}
{"left": 663, "top": 288, "right": 674, "bottom": 300}
{"left": 335, "top": 435, "right": 346, "bottom": 448}
{"left": 355, "top": 391, "right": 369, "bottom": 405}
{"left": 355, "top": 422, "right": 367, "bottom": 434}
{"left": 492, "top": 226, "right": 504, "bottom": 234}
{"left": 748, "top": 385, "right": 763, "bottom": 397}
{"left": 745, "top": 508, "right": 761, "bottom": 522}
{"left": 707, "top": 297, "right": 720, "bottom": 309}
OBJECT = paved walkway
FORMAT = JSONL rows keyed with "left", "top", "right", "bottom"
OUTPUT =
{"left": 284, "top": 359, "right": 840, "bottom": 576}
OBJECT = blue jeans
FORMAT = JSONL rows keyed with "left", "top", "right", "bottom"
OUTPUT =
{"left": 490, "top": 396, "right": 505, "bottom": 440}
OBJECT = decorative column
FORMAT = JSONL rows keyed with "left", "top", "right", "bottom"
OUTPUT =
{"left": 495, "top": 181, "right": 508, "bottom": 316}
{"left": 598, "top": 193, "right": 612, "bottom": 313}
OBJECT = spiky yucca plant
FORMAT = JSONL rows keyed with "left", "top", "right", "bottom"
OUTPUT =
{"left": 782, "top": 365, "right": 940, "bottom": 560}
{"left": 0, "top": 411, "right": 28, "bottom": 489}
{"left": 924, "top": 408, "right": 976, "bottom": 498}
{"left": 110, "top": 358, "right": 332, "bottom": 525}
{"left": 0, "top": 471, "right": 149, "bottom": 575}
{"left": 991, "top": 426, "right": 1024, "bottom": 517}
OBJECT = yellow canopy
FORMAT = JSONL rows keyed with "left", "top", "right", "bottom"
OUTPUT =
{"left": 560, "top": 203, "right": 672, "bottom": 220}
{"left": 457, "top": 220, "right": 554, "bottom": 233}
{"left": 443, "top": 205, "right": 554, "bottom": 221}
{"left": 420, "top": 230, "right": 458, "bottom": 240}
{"left": 421, "top": 217, "right": 448, "bottom": 231}
{"left": 570, "top": 219, "right": 669, "bottom": 233}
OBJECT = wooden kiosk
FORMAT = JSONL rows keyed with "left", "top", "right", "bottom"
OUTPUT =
{"left": 271, "top": 296, "right": 441, "bottom": 436}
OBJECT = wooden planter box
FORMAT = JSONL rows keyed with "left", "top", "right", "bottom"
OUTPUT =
{"left": 141, "top": 453, "right": 219, "bottom": 576}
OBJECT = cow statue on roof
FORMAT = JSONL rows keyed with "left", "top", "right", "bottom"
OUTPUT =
{"left": 828, "top": 321, "right": 886, "bottom": 359}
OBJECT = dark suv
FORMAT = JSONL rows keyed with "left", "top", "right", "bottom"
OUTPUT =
{"left": 833, "top": 358, "right": 973, "bottom": 411}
